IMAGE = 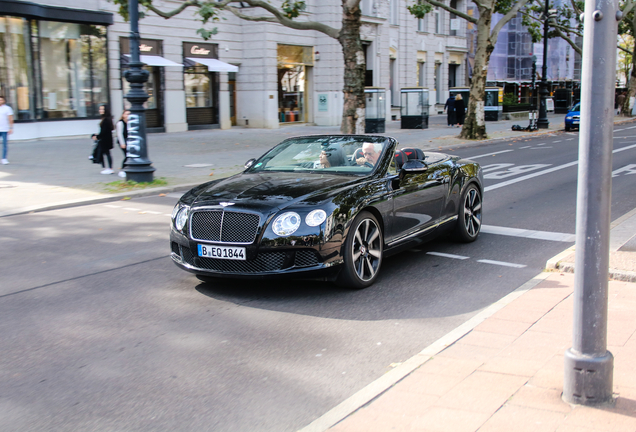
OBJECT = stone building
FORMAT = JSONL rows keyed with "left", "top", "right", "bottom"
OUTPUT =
{"left": 1, "top": 0, "right": 468, "bottom": 140}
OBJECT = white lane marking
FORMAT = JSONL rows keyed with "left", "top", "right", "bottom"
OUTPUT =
{"left": 140, "top": 210, "right": 162, "bottom": 215}
{"left": 426, "top": 252, "right": 470, "bottom": 260}
{"left": 613, "top": 143, "right": 636, "bottom": 153}
{"left": 164, "top": 214, "right": 172, "bottom": 217}
{"left": 624, "top": 126, "right": 636, "bottom": 129}
{"left": 184, "top": 164, "right": 213, "bottom": 168}
{"left": 477, "top": 259, "right": 527, "bottom": 268}
{"left": 615, "top": 129, "right": 625, "bottom": 132}
{"left": 104, "top": 205, "right": 121, "bottom": 208}
{"left": 123, "top": 207, "right": 141, "bottom": 211}
{"left": 530, "top": 146, "right": 552, "bottom": 149}
{"left": 481, "top": 225, "right": 575, "bottom": 242}
{"left": 537, "top": 143, "right": 546, "bottom": 146}
{"left": 485, "top": 161, "right": 579, "bottom": 191}
{"left": 166, "top": 192, "right": 184, "bottom": 198}
{"left": 466, "top": 150, "right": 514, "bottom": 159}
{"left": 612, "top": 164, "right": 636, "bottom": 177}
{"left": 566, "top": 138, "right": 575, "bottom": 141}
{"left": 484, "top": 164, "right": 551, "bottom": 180}
{"left": 519, "top": 146, "right": 531, "bottom": 149}
{"left": 553, "top": 140, "right": 562, "bottom": 143}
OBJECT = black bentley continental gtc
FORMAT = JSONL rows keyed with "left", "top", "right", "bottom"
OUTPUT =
{"left": 170, "top": 135, "right": 483, "bottom": 288}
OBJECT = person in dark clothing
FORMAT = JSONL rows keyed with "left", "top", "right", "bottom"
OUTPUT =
{"left": 116, "top": 110, "right": 130, "bottom": 178}
{"left": 93, "top": 105, "right": 114, "bottom": 174}
{"left": 444, "top": 96, "right": 456, "bottom": 126}
{"left": 455, "top": 94, "right": 466, "bottom": 126}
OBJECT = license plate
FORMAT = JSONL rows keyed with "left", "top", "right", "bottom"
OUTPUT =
{"left": 197, "top": 244, "right": 246, "bottom": 260}
{"left": 573, "top": 121, "right": 579, "bottom": 124}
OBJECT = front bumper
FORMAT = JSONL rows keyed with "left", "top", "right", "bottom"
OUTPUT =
{"left": 170, "top": 229, "right": 343, "bottom": 280}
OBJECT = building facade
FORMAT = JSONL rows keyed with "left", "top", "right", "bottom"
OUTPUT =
{"left": 2, "top": 0, "right": 468, "bottom": 140}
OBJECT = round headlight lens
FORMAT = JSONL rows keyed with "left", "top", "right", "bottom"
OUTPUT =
{"left": 305, "top": 209, "right": 327, "bottom": 227}
{"left": 175, "top": 207, "right": 189, "bottom": 231}
{"left": 171, "top": 203, "right": 181, "bottom": 219}
{"left": 272, "top": 212, "right": 301, "bottom": 236}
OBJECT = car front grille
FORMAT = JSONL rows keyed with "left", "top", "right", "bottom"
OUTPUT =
{"left": 190, "top": 210, "right": 260, "bottom": 244}
{"left": 175, "top": 246, "right": 321, "bottom": 274}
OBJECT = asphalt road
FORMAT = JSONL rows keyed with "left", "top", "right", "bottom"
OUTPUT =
{"left": 1, "top": 125, "right": 635, "bottom": 431}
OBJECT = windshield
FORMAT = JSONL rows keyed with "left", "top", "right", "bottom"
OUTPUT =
{"left": 246, "top": 136, "right": 389, "bottom": 175}
{"left": 571, "top": 103, "right": 580, "bottom": 112}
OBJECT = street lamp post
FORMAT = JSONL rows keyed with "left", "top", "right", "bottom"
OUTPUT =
{"left": 537, "top": 0, "right": 551, "bottom": 129}
{"left": 123, "top": 0, "right": 155, "bottom": 182}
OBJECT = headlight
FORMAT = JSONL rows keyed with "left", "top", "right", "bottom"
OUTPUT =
{"left": 272, "top": 212, "right": 301, "bottom": 236}
{"left": 306, "top": 209, "right": 327, "bottom": 227}
{"left": 171, "top": 203, "right": 181, "bottom": 219}
{"left": 566, "top": 116, "right": 572, "bottom": 120}
{"left": 175, "top": 206, "right": 189, "bottom": 231}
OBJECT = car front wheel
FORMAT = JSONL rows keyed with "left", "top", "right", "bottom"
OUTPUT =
{"left": 337, "top": 211, "right": 383, "bottom": 289}
{"left": 455, "top": 184, "right": 482, "bottom": 242}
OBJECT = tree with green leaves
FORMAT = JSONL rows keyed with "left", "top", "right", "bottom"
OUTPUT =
{"left": 111, "top": 0, "right": 368, "bottom": 133}
{"left": 409, "top": 0, "right": 532, "bottom": 140}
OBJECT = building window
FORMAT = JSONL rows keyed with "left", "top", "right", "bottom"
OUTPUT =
{"left": 38, "top": 21, "right": 108, "bottom": 119}
{"left": 184, "top": 65, "right": 212, "bottom": 108}
{"left": 390, "top": 0, "right": 399, "bottom": 25}
{"left": 450, "top": 0, "right": 458, "bottom": 36}
{"left": 417, "top": 61, "right": 426, "bottom": 87}
{"left": 0, "top": 17, "right": 34, "bottom": 120}
{"left": 435, "top": 8, "right": 441, "bottom": 34}
{"left": 361, "top": 0, "right": 375, "bottom": 16}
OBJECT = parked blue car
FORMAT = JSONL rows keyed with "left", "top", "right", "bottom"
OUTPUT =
{"left": 564, "top": 103, "right": 580, "bottom": 131}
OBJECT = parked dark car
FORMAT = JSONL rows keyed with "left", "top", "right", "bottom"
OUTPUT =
{"left": 170, "top": 135, "right": 483, "bottom": 288}
{"left": 564, "top": 103, "right": 580, "bottom": 131}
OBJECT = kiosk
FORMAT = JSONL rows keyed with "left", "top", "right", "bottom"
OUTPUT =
{"left": 364, "top": 87, "right": 386, "bottom": 133}
{"left": 400, "top": 87, "right": 429, "bottom": 129}
{"left": 449, "top": 87, "right": 502, "bottom": 121}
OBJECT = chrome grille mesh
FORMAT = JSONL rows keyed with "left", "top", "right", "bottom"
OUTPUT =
{"left": 190, "top": 210, "right": 260, "bottom": 243}
{"left": 294, "top": 250, "right": 320, "bottom": 267}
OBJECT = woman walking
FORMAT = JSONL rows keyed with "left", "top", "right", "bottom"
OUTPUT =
{"left": 94, "top": 105, "right": 114, "bottom": 174}
{"left": 116, "top": 110, "right": 130, "bottom": 178}
{"left": 455, "top": 94, "right": 465, "bottom": 126}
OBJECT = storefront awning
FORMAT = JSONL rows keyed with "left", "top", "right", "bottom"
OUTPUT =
{"left": 185, "top": 58, "right": 239, "bottom": 72}
{"left": 121, "top": 54, "right": 182, "bottom": 67}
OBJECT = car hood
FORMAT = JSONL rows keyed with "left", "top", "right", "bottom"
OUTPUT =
{"left": 191, "top": 172, "right": 358, "bottom": 210}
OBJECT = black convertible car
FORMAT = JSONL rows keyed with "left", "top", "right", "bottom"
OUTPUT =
{"left": 170, "top": 135, "right": 483, "bottom": 288}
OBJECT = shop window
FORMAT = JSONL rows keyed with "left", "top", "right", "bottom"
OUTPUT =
{"left": 122, "top": 66, "right": 158, "bottom": 110}
{"left": 38, "top": 22, "right": 107, "bottom": 119}
{"left": 185, "top": 65, "right": 212, "bottom": 108}
{"left": 277, "top": 44, "right": 312, "bottom": 123}
{"left": 0, "top": 17, "right": 34, "bottom": 120}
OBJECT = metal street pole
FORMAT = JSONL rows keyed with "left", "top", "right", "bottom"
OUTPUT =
{"left": 124, "top": 0, "right": 155, "bottom": 182}
{"left": 537, "top": 0, "right": 550, "bottom": 129}
{"left": 563, "top": 0, "right": 618, "bottom": 405}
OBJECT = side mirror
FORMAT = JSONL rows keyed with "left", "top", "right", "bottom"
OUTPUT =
{"left": 399, "top": 159, "right": 428, "bottom": 179}
{"left": 244, "top": 158, "right": 256, "bottom": 169}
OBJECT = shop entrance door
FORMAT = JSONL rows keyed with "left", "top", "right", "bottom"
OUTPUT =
{"left": 229, "top": 72, "right": 236, "bottom": 126}
{"left": 185, "top": 65, "right": 219, "bottom": 130}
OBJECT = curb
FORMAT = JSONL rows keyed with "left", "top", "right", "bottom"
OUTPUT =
{"left": 297, "top": 272, "right": 552, "bottom": 432}
{"left": 0, "top": 182, "right": 201, "bottom": 218}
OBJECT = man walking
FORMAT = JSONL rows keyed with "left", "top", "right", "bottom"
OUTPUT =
{"left": 0, "top": 96, "right": 14, "bottom": 164}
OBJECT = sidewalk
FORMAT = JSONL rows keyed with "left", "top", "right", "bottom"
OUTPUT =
{"left": 298, "top": 211, "right": 636, "bottom": 432}
{"left": 0, "top": 112, "right": 612, "bottom": 218}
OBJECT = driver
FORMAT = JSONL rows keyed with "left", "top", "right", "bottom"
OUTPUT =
{"left": 355, "top": 142, "right": 380, "bottom": 167}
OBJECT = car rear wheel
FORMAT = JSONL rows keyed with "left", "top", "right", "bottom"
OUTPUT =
{"left": 337, "top": 211, "right": 383, "bottom": 289}
{"left": 455, "top": 184, "right": 482, "bottom": 242}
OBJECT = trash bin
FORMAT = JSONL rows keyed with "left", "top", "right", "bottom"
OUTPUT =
{"left": 400, "top": 87, "right": 429, "bottom": 129}
{"left": 365, "top": 87, "right": 386, "bottom": 133}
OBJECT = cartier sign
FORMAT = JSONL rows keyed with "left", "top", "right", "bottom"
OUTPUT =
{"left": 191, "top": 46, "right": 210, "bottom": 55}
{"left": 183, "top": 42, "right": 217, "bottom": 59}
{"left": 120, "top": 37, "right": 160, "bottom": 55}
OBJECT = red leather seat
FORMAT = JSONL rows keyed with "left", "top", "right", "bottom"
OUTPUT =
{"left": 394, "top": 149, "right": 408, "bottom": 169}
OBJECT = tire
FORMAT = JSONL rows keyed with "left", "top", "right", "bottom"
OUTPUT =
{"left": 336, "top": 211, "right": 383, "bottom": 289}
{"left": 454, "top": 184, "right": 482, "bottom": 242}
{"left": 565, "top": 125, "right": 571, "bottom": 131}
{"left": 196, "top": 275, "right": 216, "bottom": 284}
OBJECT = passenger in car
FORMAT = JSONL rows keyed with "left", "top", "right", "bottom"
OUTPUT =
{"left": 319, "top": 148, "right": 345, "bottom": 168}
